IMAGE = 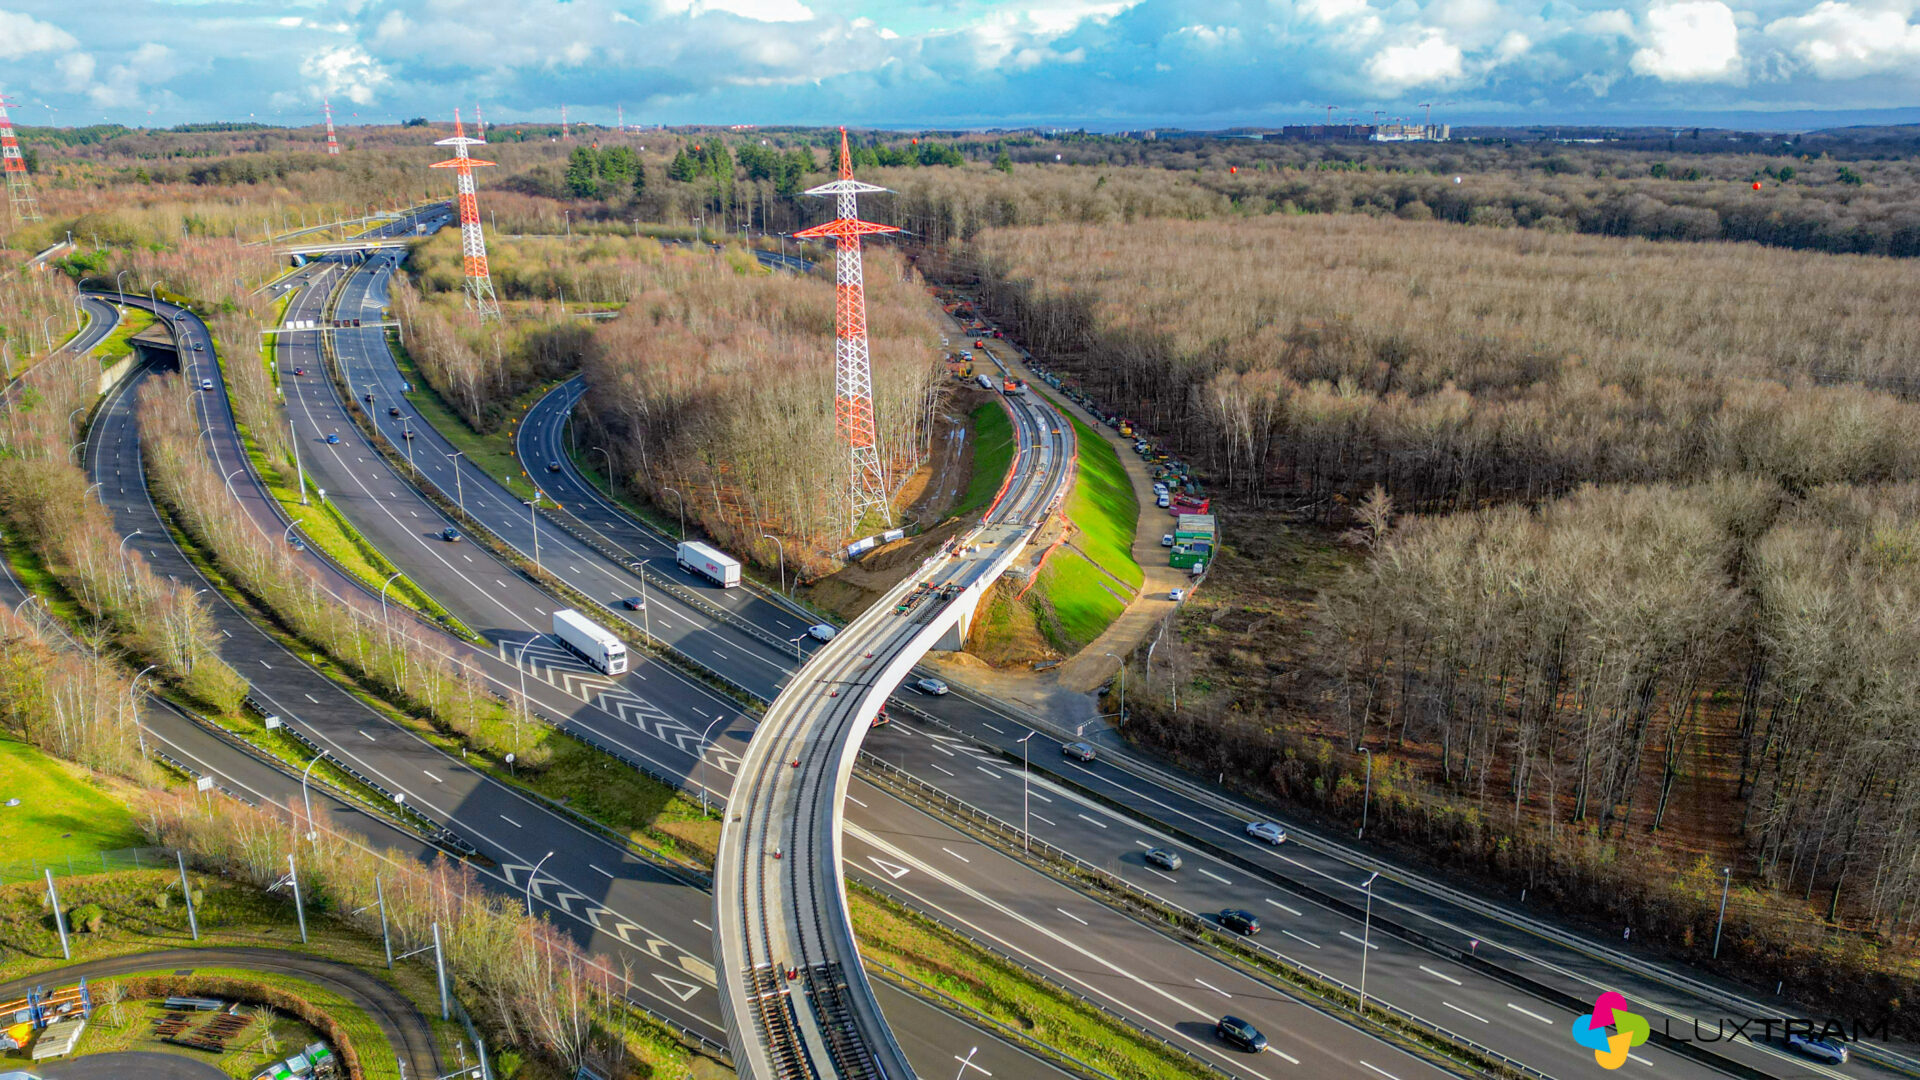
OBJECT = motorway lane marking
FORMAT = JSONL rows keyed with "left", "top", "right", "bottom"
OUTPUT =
{"left": 941, "top": 847, "right": 970, "bottom": 863}
{"left": 304, "top": 694, "right": 319, "bottom": 703}
{"left": 692, "top": 919, "right": 712, "bottom": 932}
{"left": 975, "top": 765, "right": 1003, "bottom": 779}
{"left": 954, "top": 1053, "right": 991, "bottom": 1077}
{"left": 1420, "top": 965, "right": 1461, "bottom": 985}
{"left": 930, "top": 742, "right": 955, "bottom": 756}
{"left": 1281, "top": 930, "right": 1320, "bottom": 949}
{"left": 929, "top": 763, "right": 955, "bottom": 776}
{"left": 590, "top": 864, "right": 614, "bottom": 878}
{"left": 1341, "top": 931, "right": 1379, "bottom": 949}
{"left": 1198, "top": 868, "right": 1232, "bottom": 884}
{"left": 463, "top": 554, "right": 472, "bottom": 562}
{"left": 1507, "top": 1003, "right": 1554, "bottom": 1024}
{"left": 423, "top": 769, "right": 443, "bottom": 783}
{"left": 258, "top": 660, "right": 271, "bottom": 669}
{"left": 1443, "top": 1002, "right": 1489, "bottom": 1023}
{"left": 1077, "top": 813, "right": 1108, "bottom": 828}
{"left": 1266, "top": 1046, "right": 1302, "bottom": 1065}
{"left": 1265, "top": 898, "right": 1303, "bottom": 916}
{"left": 495, "top": 580, "right": 507, "bottom": 588}
{"left": 1028, "top": 790, "right": 1051, "bottom": 803}
{"left": 1360, "top": 1062, "right": 1403, "bottom": 1080}
{"left": 1056, "top": 908, "right": 1087, "bottom": 925}
{"left": 980, "top": 721, "right": 1004, "bottom": 733}
{"left": 221, "top": 629, "right": 231, "bottom": 638}
{"left": 500, "top": 814, "right": 523, "bottom": 828}
{"left": 1030, "top": 812, "right": 1054, "bottom": 825}
{"left": 711, "top": 651, "right": 727, "bottom": 659}
{"left": 359, "top": 730, "right": 375, "bottom": 741}
{"left": 1146, "top": 867, "right": 1177, "bottom": 883}
{"left": 1134, "top": 840, "right": 1151, "bottom": 848}
{"left": 1195, "top": 979, "right": 1232, "bottom": 998}
{"left": 846, "top": 794, "right": 867, "bottom": 808}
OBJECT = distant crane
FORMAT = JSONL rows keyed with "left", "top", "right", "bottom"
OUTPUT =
{"left": 1323, "top": 104, "right": 1339, "bottom": 124}
{"left": 428, "top": 110, "right": 501, "bottom": 320}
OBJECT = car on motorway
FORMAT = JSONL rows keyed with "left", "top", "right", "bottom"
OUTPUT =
{"left": 1144, "top": 847, "right": 1182, "bottom": 871}
{"left": 402, "top": 428, "right": 415, "bottom": 439}
{"left": 1160, "top": 533, "right": 1175, "bottom": 547}
{"left": 806, "top": 623, "right": 837, "bottom": 642}
{"left": 440, "top": 527, "right": 461, "bottom": 542}
{"left": 293, "top": 367, "right": 305, "bottom": 376}
{"left": 622, "top": 596, "right": 645, "bottom": 611}
{"left": 1788, "top": 1034, "right": 1849, "bottom": 1064}
{"left": 1170, "top": 588, "right": 1185, "bottom": 602}
{"left": 1245, "top": 821, "right": 1288, "bottom": 845}
{"left": 325, "top": 433, "right": 340, "bottom": 445}
{"left": 388, "top": 406, "right": 402, "bottom": 417}
{"left": 1062, "top": 741, "right": 1096, "bottom": 762}
{"left": 547, "top": 461, "right": 562, "bottom": 473}
{"left": 192, "top": 342, "right": 204, "bottom": 352}
{"left": 1219, "top": 909, "right": 1261, "bottom": 935}
{"left": 198, "top": 378, "right": 214, "bottom": 391}
{"left": 913, "top": 677, "right": 949, "bottom": 696}
{"left": 1216, "top": 1015, "right": 1267, "bottom": 1053}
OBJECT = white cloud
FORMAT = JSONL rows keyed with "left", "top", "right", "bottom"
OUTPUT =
{"left": 87, "top": 43, "right": 185, "bottom": 109}
{"left": 302, "top": 45, "right": 392, "bottom": 106}
{"left": 0, "top": 10, "right": 75, "bottom": 58}
{"left": 1300, "top": 0, "right": 1372, "bottom": 23}
{"left": 55, "top": 51, "right": 93, "bottom": 90}
{"left": 1767, "top": 2, "right": 1920, "bottom": 78}
{"left": 1175, "top": 24, "right": 1242, "bottom": 48}
{"left": 690, "top": 0, "right": 814, "bottom": 21}
{"left": 1581, "top": 9, "right": 1636, "bottom": 37}
{"left": 1631, "top": 1, "right": 1741, "bottom": 81}
{"left": 1366, "top": 29, "right": 1463, "bottom": 88}
{"left": 1493, "top": 29, "right": 1531, "bottom": 61}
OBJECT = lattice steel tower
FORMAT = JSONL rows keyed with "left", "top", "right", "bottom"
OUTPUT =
{"left": 323, "top": 98, "right": 340, "bottom": 155}
{"left": 0, "top": 98, "right": 41, "bottom": 224}
{"left": 429, "top": 110, "right": 500, "bottom": 320}
{"left": 795, "top": 127, "right": 898, "bottom": 531}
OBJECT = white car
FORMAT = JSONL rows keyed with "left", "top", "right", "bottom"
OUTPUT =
{"left": 1788, "top": 1035, "right": 1848, "bottom": 1065}
{"left": 1245, "top": 821, "right": 1288, "bottom": 845}
{"left": 199, "top": 378, "right": 214, "bottom": 391}
{"left": 913, "top": 677, "right": 949, "bottom": 696}
{"left": 1157, "top": 493, "right": 1172, "bottom": 508}
{"left": 1160, "top": 533, "right": 1175, "bottom": 547}
{"left": 806, "top": 623, "right": 837, "bottom": 642}
{"left": 1169, "top": 588, "right": 1185, "bottom": 602}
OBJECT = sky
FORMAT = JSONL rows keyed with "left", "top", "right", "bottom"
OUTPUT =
{"left": 7, "top": 0, "right": 1920, "bottom": 130}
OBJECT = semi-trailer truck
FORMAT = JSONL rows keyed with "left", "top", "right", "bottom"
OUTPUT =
{"left": 552, "top": 609, "right": 628, "bottom": 675}
{"left": 677, "top": 540, "right": 742, "bottom": 588}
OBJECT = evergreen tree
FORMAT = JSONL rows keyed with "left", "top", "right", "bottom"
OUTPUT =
{"left": 993, "top": 148, "right": 1013, "bottom": 174}
{"left": 667, "top": 149, "right": 698, "bottom": 182}
{"left": 565, "top": 146, "right": 600, "bottom": 198}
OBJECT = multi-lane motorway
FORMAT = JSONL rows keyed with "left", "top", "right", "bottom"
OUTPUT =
{"left": 58, "top": 200, "right": 1911, "bottom": 1080}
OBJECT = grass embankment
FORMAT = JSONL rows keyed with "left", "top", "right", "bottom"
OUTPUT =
{"left": 850, "top": 885, "right": 1212, "bottom": 1080}
{"left": 0, "top": 739, "right": 145, "bottom": 867}
{"left": 1029, "top": 550, "right": 1130, "bottom": 651}
{"left": 951, "top": 401, "right": 1015, "bottom": 521}
{"left": 95, "top": 306, "right": 155, "bottom": 367}
{"left": 1062, "top": 411, "right": 1143, "bottom": 589}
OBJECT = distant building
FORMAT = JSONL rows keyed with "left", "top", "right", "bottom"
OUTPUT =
{"left": 1266, "top": 123, "right": 1450, "bottom": 142}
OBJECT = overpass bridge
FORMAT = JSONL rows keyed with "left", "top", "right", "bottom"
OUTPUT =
{"left": 281, "top": 238, "right": 414, "bottom": 263}
{"left": 715, "top": 375, "right": 1071, "bottom": 1080}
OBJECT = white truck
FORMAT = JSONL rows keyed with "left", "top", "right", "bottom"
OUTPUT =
{"left": 552, "top": 609, "right": 628, "bottom": 675}
{"left": 677, "top": 540, "right": 742, "bottom": 588}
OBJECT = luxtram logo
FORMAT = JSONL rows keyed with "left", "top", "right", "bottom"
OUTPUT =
{"left": 1572, "top": 992, "right": 1650, "bottom": 1070}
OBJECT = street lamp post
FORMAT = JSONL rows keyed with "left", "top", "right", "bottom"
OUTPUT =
{"left": 129, "top": 664, "right": 158, "bottom": 759}
{"left": 396, "top": 415, "right": 417, "bottom": 474}
{"left": 1018, "top": 732, "right": 1037, "bottom": 854}
{"left": 379, "top": 570, "right": 403, "bottom": 649}
{"left": 447, "top": 451, "right": 465, "bottom": 519}
{"left": 761, "top": 533, "right": 787, "bottom": 595}
{"left": 115, "top": 270, "right": 131, "bottom": 305}
{"left": 1713, "top": 867, "right": 1732, "bottom": 958}
{"left": 1357, "top": 746, "right": 1374, "bottom": 840}
{"left": 513, "top": 635, "right": 540, "bottom": 738}
{"left": 283, "top": 520, "right": 302, "bottom": 546}
{"left": 529, "top": 489, "right": 542, "bottom": 573}
{"left": 1357, "top": 871, "right": 1380, "bottom": 1018}
{"left": 1103, "top": 651, "right": 1125, "bottom": 721}
{"left": 696, "top": 714, "right": 727, "bottom": 816}
{"left": 526, "top": 850, "right": 555, "bottom": 917}
{"left": 300, "top": 751, "right": 324, "bottom": 843}
{"left": 661, "top": 486, "right": 685, "bottom": 538}
{"left": 117, "top": 529, "right": 143, "bottom": 561}
{"left": 589, "top": 446, "right": 614, "bottom": 495}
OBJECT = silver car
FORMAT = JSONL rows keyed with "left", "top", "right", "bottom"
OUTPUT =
{"left": 1788, "top": 1034, "right": 1848, "bottom": 1064}
{"left": 913, "top": 677, "right": 949, "bottom": 696}
{"left": 1245, "top": 821, "right": 1288, "bottom": 846}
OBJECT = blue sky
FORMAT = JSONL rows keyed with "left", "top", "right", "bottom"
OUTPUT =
{"left": 9, "top": 0, "right": 1920, "bottom": 130}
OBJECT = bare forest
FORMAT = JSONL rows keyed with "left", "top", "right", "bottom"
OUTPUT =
{"left": 949, "top": 212, "right": 1920, "bottom": 1017}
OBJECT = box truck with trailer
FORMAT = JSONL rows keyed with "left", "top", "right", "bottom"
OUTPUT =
{"left": 677, "top": 540, "right": 742, "bottom": 588}
{"left": 552, "top": 609, "right": 628, "bottom": 675}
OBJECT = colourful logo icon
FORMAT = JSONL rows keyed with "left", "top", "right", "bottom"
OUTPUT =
{"left": 1572, "top": 992, "right": 1649, "bottom": 1069}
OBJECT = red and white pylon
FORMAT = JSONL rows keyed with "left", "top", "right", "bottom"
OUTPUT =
{"left": 0, "top": 98, "right": 42, "bottom": 224}
{"left": 323, "top": 98, "right": 340, "bottom": 155}
{"left": 560, "top": 104, "right": 569, "bottom": 140}
{"left": 794, "top": 127, "right": 898, "bottom": 530}
{"left": 429, "top": 110, "right": 500, "bottom": 320}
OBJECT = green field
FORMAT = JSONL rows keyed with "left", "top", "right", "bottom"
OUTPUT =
{"left": 1063, "top": 411, "right": 1144, "bottom": 589}
{"left": 951, "top": 401, "right": 1015, "bottom": 520}
{"left": 1031, "top": 548, "right": 1130, "bottom": 652}
{"left": 94, "top": 307, "right": 155, "bottom": 367}
{"left": 0, "top": 739, "right": 144, "bottom": 868}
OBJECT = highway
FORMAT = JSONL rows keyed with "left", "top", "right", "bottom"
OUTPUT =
{"left": 107, "top": 204, "right": 1900, "bottom": 1080}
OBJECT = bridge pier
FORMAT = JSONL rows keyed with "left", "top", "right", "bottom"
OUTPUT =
{"left": 933, "top": 581, "right": 986, "bottom": 652}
